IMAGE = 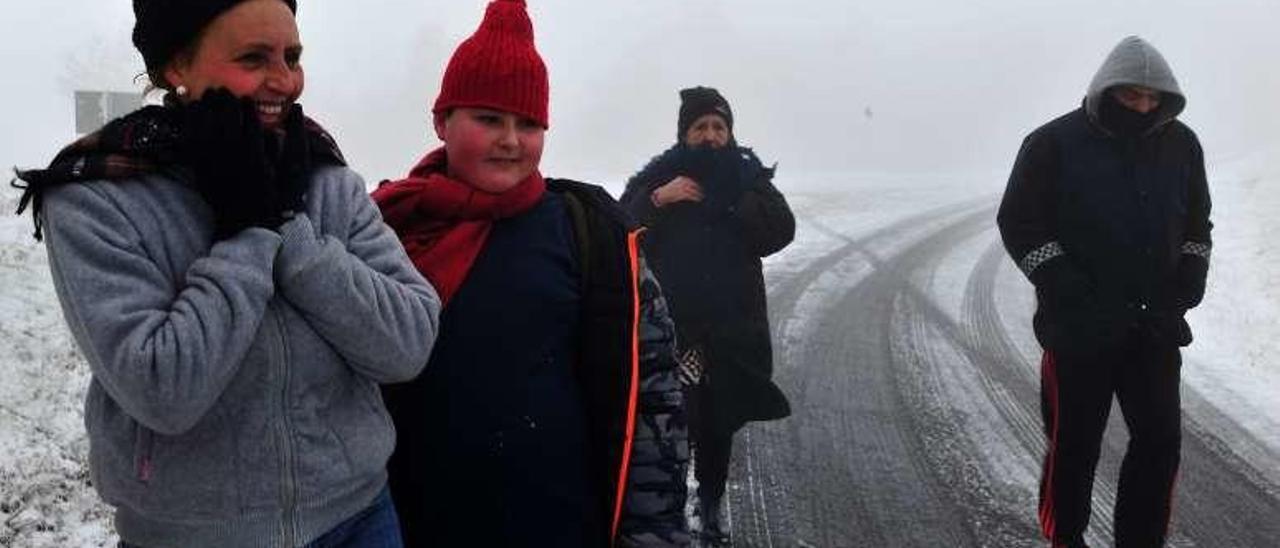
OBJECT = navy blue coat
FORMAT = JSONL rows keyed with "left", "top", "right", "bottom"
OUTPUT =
{"left": 998, "top": 105, "right": 1213, "bottom": 351}
{"left": 382, "top": 181, "right": 689, "bottom": 547}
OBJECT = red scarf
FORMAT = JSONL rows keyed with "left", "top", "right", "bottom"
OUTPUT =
{"left": 372, "top": 147, "right": 546, "bottom": 306}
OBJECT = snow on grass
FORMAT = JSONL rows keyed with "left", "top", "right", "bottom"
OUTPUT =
{"left": 0, "top": 195, "right": 115, "bottom": 547}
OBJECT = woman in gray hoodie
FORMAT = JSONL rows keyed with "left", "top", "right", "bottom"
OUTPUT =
{"left": 12, "top": 1, "right": 440, "bottom": 546}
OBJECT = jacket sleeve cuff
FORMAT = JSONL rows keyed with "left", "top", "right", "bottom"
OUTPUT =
{"left": 1018, "top": 241, "right": 1065, "bottom": 278}
{"left": 1181, "top": 241, "right": 1212, "bottom": 261}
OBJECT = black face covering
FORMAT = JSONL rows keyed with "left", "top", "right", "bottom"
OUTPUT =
{"left": 1099, "top": 92, "right": 1160, "bottom": 137}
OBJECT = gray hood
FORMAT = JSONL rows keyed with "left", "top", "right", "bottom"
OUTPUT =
{"left": 1085, "top": 35, "right": 1186, "bottom": 132}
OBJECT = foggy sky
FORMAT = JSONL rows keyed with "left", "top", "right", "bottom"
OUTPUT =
{"left": 2, "top": 0, "right": 1277, "bottom": 192}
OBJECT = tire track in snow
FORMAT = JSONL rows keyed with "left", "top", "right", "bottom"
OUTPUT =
{"left": 725, "top": 202, "right": 994, "bottom": 546}
{"left": 723, "top": 198, "right": 1280, "bottom": 547}
{"left": 717, "top": 199, "right": 991, "bottom": 547}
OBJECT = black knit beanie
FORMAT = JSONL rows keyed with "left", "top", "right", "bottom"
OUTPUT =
{"left": 132, "top": 0, "right": 298, "bottom": 73}
{"left": 677, "top": 86, "right": 733, "bottom": 141}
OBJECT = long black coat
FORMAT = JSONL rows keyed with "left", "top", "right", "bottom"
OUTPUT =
{"left": 621, "top": 143, "right": 795, "bottom": 433}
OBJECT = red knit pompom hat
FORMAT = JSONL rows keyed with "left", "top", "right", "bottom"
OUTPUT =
{"left": 432, "top": 0, "right": 549, "bottom": 128}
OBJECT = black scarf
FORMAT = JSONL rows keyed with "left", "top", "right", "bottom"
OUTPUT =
{"left": 1098, "top": 94, "right": 1160, "bottom": 138}
{"left": 629, "top": 141, "right": 769, "bottom": 211}
{"left": 11, "top": 103, "right": 345, "bottom": 240}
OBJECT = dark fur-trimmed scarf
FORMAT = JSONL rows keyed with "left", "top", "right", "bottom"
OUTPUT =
{"left": 11, "top": 104, "right": 345, "bottom": 241}
{"left": 626, "top": 141, "right": 769, "bottom": 211}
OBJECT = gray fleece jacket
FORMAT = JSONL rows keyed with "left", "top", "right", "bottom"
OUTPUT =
{"left": 41, "top": 165, "right": 441, "bottom": 547}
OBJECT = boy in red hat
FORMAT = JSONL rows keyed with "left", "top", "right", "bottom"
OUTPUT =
{"left": 372, "top": 1, "right": 690, "bottom": 546}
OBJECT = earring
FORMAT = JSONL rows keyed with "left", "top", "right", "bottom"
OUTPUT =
{"left": 175, "top": 85, "right": 188, "bottom": 97}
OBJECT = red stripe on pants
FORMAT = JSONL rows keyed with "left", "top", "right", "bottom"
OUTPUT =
{"left": 1039, "top": 351, "right": 1060, "bottom": 541}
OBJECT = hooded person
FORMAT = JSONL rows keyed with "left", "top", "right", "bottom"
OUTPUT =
{"left": 619, "top": 86, "right": 795, "bottom": 546}
{"left": 10, "top": 0, "right": 442, "bottom": 546}
{"left": 370, "top": 1, "right": 690, "bottom": 546}
{"left": 997, "top": 35, "right": 1212, "bottom": 547}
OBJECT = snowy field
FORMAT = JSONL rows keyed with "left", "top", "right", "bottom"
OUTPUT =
{"left": 2, "top": 149, "right": 1277, "bottom": 546}
{"left": 1181, "top": 147, "right": 1280, "bottom": 459}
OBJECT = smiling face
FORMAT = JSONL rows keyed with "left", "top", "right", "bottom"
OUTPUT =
{"left": 434, "top": 107, "right": 546, "bottom": 193}
{"left": 162, "top": 0, "right": 303, "bottom": 129}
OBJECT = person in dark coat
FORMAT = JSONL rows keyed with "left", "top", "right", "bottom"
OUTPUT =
{"left": 620, "top": 86, "right": 794, "bottom": 546}
{"left": 371, "top": 1, "right": 689, "bottom": 547}
{"left": 997, "top": 35, "right": 1213, "bottom": 548}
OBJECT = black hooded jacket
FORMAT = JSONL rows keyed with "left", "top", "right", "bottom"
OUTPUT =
{"left": 997, "top": 36, "right": 1213, "bottom": 352}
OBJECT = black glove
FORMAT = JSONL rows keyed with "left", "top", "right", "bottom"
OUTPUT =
{"left": 1032, "top": 259, "right": 1120, "bottom": 355}
{"left": 275, "top": 104, "right": 313, "bottom": 216}
{"left": 179, "top": 88, "right": 287, "bottom": 239}
{"left": 1030, "top": 257, "right": 1092, "bottom": 309}
{"left": 1174, "top": 255, "right": 1209, "bottom": 311}
{"left": 1138, "top": 307, "right": 1193, "bottom": 348}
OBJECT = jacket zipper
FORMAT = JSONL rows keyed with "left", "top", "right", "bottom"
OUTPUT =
{"left": 610, "top": 230, "right": 644, "bottom": 545}
{"left": 135, "top": 426, "right": 154, "bottom": 483}
{"left": 270, "top": 304, "right": 300, "bottom": 547}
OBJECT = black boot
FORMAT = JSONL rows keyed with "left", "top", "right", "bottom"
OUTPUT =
{"left": 697, "top": 495, "right": 730, "bottom": 546}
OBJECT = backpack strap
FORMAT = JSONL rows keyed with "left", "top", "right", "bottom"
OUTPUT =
{"left": 561, "top": 189, "right": 592, "bottom": 293}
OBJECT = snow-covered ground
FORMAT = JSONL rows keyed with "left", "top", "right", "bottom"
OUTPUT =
{"left": 1181, "top": 146, "right": 1280, "bottom": 466}
{"left": 0, "top": 192, "right": 113, "bottom": 547}
{"left": 2, "top": 150, "right": 1277, "bottom": 546}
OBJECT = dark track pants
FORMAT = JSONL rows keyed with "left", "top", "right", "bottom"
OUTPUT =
{"left": 1039, "top": 336, "right": 1182, "bottom": 547}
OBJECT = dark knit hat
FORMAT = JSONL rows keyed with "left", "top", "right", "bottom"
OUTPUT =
{"left": 432, "top": 0, "right": 549, "bottom": 128}
{"left": 677, "top": 86, "right": 733, "bottom": 141}
{"left": 132, "top": 0, "right": 298, "bottom": 73}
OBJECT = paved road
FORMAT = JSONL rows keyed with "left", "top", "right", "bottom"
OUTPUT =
{"left": 705, "top": 199, "right": 1280, "bottom": 547}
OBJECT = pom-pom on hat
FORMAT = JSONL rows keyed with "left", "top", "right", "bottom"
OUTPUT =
{"left": 433, "top": 0, "right": 550, "bottom": 128}
{"left": 132, "top": 0, "right": 298, "bottom": 73}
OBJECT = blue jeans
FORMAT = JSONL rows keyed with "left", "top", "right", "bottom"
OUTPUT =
{"left": 307, "top": 487, "right": 403, "bottom": 548}
{"left": 118, "top": 487, "right": 403, "bottom": 548}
